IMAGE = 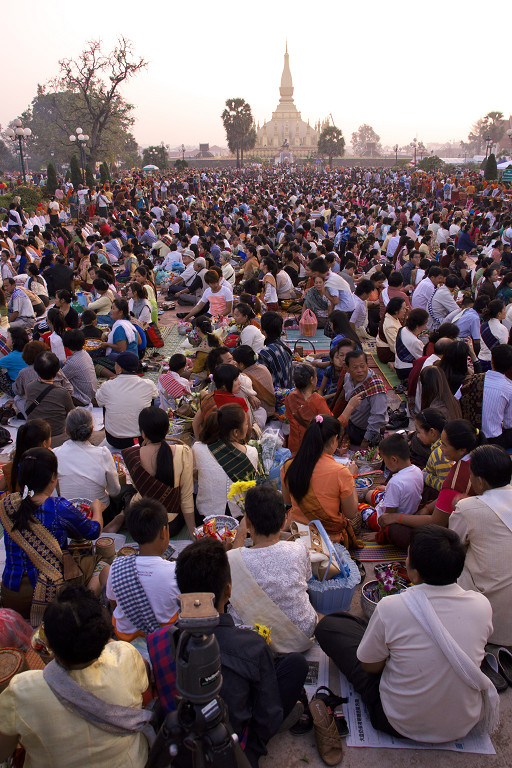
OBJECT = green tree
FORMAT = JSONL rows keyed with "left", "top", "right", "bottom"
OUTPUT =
{"left": 99, "top": 162, "right": 110, "bottom": 184}
{"left": 241, "top": 126, "right": 257, "bottom": 167}
{"left": 46, "top": 162, "right": 58, "bottom": 194}
{"left": 70, "top": 154, "right": 82, "bottom": 189}
{"left": 317, "top": 125, "right": 345, "bottom": 167}
{"left": 53, "top": 38, "right": 146, "bottom": 166}
{"left": 221, "top": 98, "right": 254, "bottom": 168}
{"left": 142, "top": 145, "right": 167, "bottom": 169}
{"left": 85, "top": 164, "right": 95, "bottom": 189}
{"left": 485, "top": 153, "right": 498, "bottom": 180}
{"left": 175, "top": 159, "right": 188, "bottom": 170}
{"left": 351, "top": 124, "right": 382, "bottom": 156}
{"left": 468, "top": 111, "right": 506, "bottom": 154}
{"left": 418, "top": 155, "right": 446, "bottom": 172}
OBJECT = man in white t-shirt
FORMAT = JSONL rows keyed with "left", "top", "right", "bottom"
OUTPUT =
{"left": 182, "top": 269, "right": 233, "bottom": 321}
{"left": 316, "top": 525, "right": 493, "bottom": 743}
{"left": 106, "top": 498, "right": 181, "bottom": 639}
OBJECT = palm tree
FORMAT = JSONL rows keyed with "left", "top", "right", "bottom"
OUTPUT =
{"left": 221, "top": 98, "right": 254, "bottom": 168}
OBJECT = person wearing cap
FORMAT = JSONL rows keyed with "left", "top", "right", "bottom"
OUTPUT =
{"left": 96, "top": 351, "right": 158, "bottom": 450}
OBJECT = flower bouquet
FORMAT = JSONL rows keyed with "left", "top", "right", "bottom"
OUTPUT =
{"left": 361, "top": 562, "right": 411, "bottom": 618}
{"left": 247, "top": 430, "right": 285, "bottom": 485}
{"left": 353, "top": 445, "right": 382, "bottom": 470}
{"left": 227, "top": 479, "right": 256, "bottom": 510}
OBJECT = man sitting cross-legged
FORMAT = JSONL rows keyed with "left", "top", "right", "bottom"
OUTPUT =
{"left": 315, "top": 525, "right": 497, "bottom": 743}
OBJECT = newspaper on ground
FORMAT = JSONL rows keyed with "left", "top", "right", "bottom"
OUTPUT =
{"left": 340, "top": 673, "right": 496, "bottom": 754}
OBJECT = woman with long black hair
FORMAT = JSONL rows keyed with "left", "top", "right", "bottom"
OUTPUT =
{"left": 282, "top": 414, "right": 361, "bottom": 545}
{"left": 122, "top": 406, "right": 194, "bottom": 537}
{"left": 0, "top": 447, "right": 104, "bottom": 623}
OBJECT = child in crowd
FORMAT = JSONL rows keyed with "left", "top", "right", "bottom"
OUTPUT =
{"left": 362, "top": 433, "right": 424, "bottom": 544}
{"left": 106, "top": 497, "right": 179, "bottom": 642}
{"left": 80, "top": 308, "right": 104, "bottom": 339}
{"left": 158, "top": 353, "right": 192, "bottom": 411}
{"left": 318, "top": 344, "right": 345, "bottom": 403}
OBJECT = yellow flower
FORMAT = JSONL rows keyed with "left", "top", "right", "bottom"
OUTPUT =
{"left": 227, "top": 479, "right": 256, "bottom": 505}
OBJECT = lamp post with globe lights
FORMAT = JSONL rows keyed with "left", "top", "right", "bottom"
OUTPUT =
{"left": 69, "top": 128, "right": 89, "bottom": 184}
{"left": 506, "top": 129, "right": 512, "bottom": 157}
{"left": 4, "top": 119, "right": 32, "bottom": 184}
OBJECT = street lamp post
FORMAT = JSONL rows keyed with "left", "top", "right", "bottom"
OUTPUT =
{"left": 69, "top": 128, "right": 89, "bottom": 183}
{"left": 412, "top": 137, "right": 418, "bottom": 167}
{"left": 5, "top": 119, "right": 32, "bottom": 185}
{"left": 484, "top": 135, "right": 492, "bottom": 161}
{"left": 506, "top": 129, "right": 512, "bottom": 156}
{"left": 394, "top": 144, "right": 398, "bottom": 165}
{"left": 181, "top": 144, "right": 186, "bottom": 163}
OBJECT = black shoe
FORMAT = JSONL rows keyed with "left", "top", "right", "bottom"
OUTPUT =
{"left": 289, "top": 688, "right": 313, "bottom": 735}
{"left": 481, "top": 653, "right": 508, "bottom": 692}
{"left": 176, "top": 312, "right": 188, "bottom": 319}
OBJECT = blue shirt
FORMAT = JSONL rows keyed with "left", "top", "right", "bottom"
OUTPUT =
{"left": 2, "top": 496, "right": 100, "bottom": 590}
{"left": 1, "top": 350, "right": 28, "bottom": 382}
{"left": 113, "top": 325, "right": 139, "bottom": 356}
{"left": 444, "top": 307, "right": 481, "bottom": 340}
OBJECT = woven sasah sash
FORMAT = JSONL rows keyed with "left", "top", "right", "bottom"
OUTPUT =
{"left": 0, "top": 493, "right": 64, "bottom": 627}
{"left": 352, "top": 371, "right": 387, "bottom": 399}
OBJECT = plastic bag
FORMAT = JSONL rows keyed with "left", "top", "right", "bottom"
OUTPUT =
{"left": 299, "top": 308, "right": 318, "bottom": 337}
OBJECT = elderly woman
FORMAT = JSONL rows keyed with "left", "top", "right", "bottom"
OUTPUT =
{"left": 54, "top": 409, "right": 121, "bottom": 520}
{"left": 0, "top": 586, "right": 149, "bottom": 768}
{"left": 228, "top": 485, "right": 317, "bottom": 654}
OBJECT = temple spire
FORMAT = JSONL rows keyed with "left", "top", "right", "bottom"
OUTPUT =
{"left": 279, "top": 43, "right": 294, "bottom": 104}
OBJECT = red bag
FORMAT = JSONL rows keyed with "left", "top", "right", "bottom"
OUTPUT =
{"left": 299, "top": 309, "right": 318, "bottom": 338}
{"left": 145, "top": 323, "right": 164, "bottom": 348}
{"left": 224, "top": 333, "right": 240, "bottom": 348}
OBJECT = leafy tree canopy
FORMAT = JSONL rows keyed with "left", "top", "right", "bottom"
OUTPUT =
{"left": 317, "top": 125, "right": 345, "bottom": 166}
{"left": 351, "top": 124, "right": 382, "bottom": 156}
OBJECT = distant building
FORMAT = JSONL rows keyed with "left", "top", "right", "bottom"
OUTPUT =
{"left": 253, "top": 44, "right": 328, "bottom": 162}
{"left": 195, "top": 144, "right": 213, "bottom": 158}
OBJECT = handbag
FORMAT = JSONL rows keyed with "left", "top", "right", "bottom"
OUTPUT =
{"left": 290, "top": 520, "right": 340, "bottom": 580}
{"left": 145, "top": 323, "right": 164, "bottom": 348}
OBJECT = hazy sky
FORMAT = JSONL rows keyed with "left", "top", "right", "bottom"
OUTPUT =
{"left": 2, "top": 0, "right": 510, "bottom": 151}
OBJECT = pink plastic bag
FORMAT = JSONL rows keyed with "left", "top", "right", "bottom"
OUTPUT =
{"left": 299, "top": 309, "right": 318, "bottom": 338}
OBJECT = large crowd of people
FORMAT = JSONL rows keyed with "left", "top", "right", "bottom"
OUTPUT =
{"left": 0, "top": 164, "right": 511, "bottom": 766}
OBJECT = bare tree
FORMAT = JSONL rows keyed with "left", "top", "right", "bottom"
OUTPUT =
{"left": 54, "top": 38, "right": 146, "bottom": 166}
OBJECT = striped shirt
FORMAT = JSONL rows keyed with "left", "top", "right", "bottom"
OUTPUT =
{"left": 482, "top": 370, "right": 512, "bottom": 439}
{"left": 61, "top": 350, "right": 97, "bottom": 405}
{"left": 258, "top": 340, "right": 293, "bottom": 389}
{"left": 424, "top": 439, "right": 454, "bottom": 492}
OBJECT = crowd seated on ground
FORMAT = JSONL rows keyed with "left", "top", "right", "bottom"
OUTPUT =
{"left": 1, "top": 166, "right": 512, "bottom": 766}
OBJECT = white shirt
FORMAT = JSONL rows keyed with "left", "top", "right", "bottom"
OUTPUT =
{"left": 54, "top": 440, "right": 121, "bottom": 505}
{"left": 239, "top": 324, "right": 265, "bottom": 353}
{"left": 414, "top": 354, "right": 440, "bottom": 412}
{"left": 96, "top": 374, "right": 158, "bottom": 438}
{"left": 325, "top": 271, "right": 355, "bottom": 312}
{"left": 200, "top": 284, "right": 233, "bottom": 316}
{"left": 106, "top": 556, "right": 179, "bottom": 634}
{"left": 481, "top": 369, "right": 512, "bottom": 438}
{"left": 479, "top": 318, "right": 508, "bottom": 362}
{"left": 375, "top": 464, "right": 423, "bottom": 519}
{"left": 357, "top": 583, "right": 492, "bottom": 742}
{"left": 350, "top": 294, "right": 368, "bottom": 329}
{"left": 192, "top": 441, "right": 258, "bottom": 517}
{"left": 411, "top": 277, "right": 435, "bottom": 311}
{"left": 394, "top": 327, "right": 424, "bottom": 371}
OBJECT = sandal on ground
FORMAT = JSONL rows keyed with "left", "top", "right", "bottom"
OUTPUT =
{"left": 311, "top": 686, "right": 349, "bottom": 737}
{"left": 481, "top": 653, "right": 508, "bottom": 692}
{"left": 497, "top": 648, "right": 512, "bottom": 686}
{"left": 309, "top": 698, "right": 343, "bottom": 766}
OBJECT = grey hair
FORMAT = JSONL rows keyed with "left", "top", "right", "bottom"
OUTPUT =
{"left": 66, "top": 408, "right": 94, "bottom": 442}
{"left": 195, "top": 257, "right": 207, "bottom": 269}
